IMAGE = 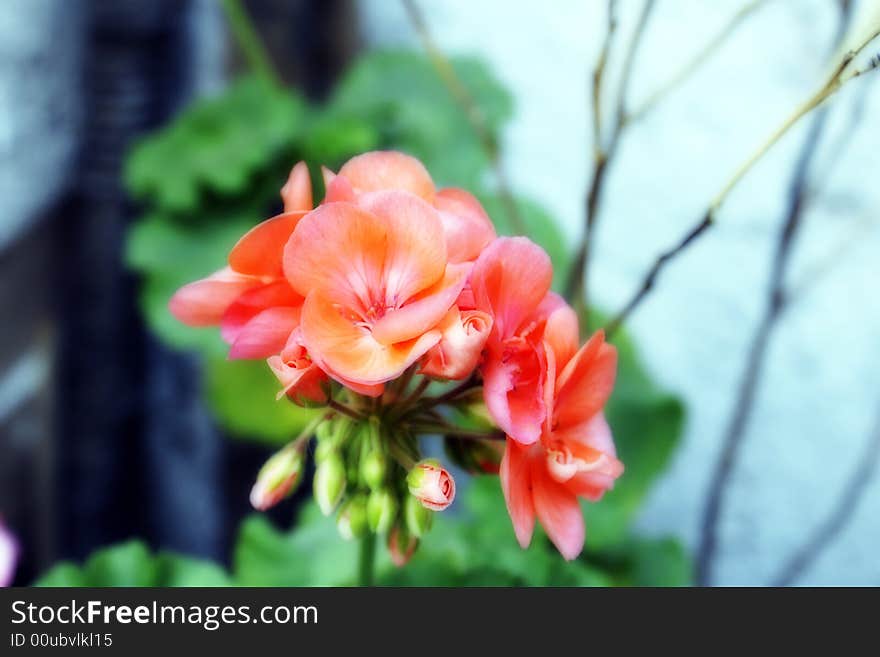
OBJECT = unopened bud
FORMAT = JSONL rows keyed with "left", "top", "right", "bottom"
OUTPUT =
{"left": 249, "top": 446, "right": 304, "bottom": 511}
{"left": 404, "top": 493, "right": 433, "bottom": 538}
{"left": 361, "top": 450, "right": 387, "bottom": 490}
{"left": 336, "top": 494, "right": 369, "bottom": 541}
{"left": 388, "top": 525, "right": 418, "bottom": 567}
{"left": 314, "top": 451, "right": 346, "bottom": 516}
{"left": 406, "top": 459, "right": 456, "bottom": 511}
{"left": 367, "top": 488, "right": 398, "bottom": 533}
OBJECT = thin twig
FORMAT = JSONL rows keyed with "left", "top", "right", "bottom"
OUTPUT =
{"left": 771, "top": 402, "right": 880, "bottom": 586}
{"left": 695, "top": 1, "right": 854, "bottom": 586}
{"left": 628, "top": 0, "right": 768, "bottom": 124}
{"left": 604, "top": 13, "right": 880, "bottom": 337}
{"left": 219, "top": 0, "right": 280, "bottom": 85}
{"left": 401, "top": 0, "right": 526, "bottom": 234}
{"left": 566, "top": 0, "right": 656, "bottom": 313}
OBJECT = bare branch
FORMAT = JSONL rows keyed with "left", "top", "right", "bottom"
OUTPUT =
{"left": 604, "top": 5, "right": 879, "bottom": 337}
{"left": 401, "top": 0, "right": 526, "bottom": 234}
{"left": 566, "top": 0, "right": 656, "bottom": 313}
{"left": 628, "top": 0, "right": 768, "bottom": 124}
{"left": 771, "top": 402, "right": 880, "bottom": 586}
{"left": 694, "top": 1, "right": 855, "bottom": 586}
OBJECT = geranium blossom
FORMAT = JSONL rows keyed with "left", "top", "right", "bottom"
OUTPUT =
{"left": 170, "top": 150, "right": 622, "bottom": 563}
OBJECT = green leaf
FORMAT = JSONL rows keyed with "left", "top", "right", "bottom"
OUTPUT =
{"left": 125, "top": 76, "right": 309, "bottom": 212}
{"left": 205, "top": 358, "right": 320, "bottom": 446}
{"left": 126, "top": 210, "right": 258, "bottom": 358}
{"left": 326, "top": 50, "right": 512, "bottom": 188}
{"left": 35, "top": 541, "right": 231, "bottom": 587}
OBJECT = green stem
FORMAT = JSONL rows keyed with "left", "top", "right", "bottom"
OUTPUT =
{"left": 220, "top": 0, "right": 280, "bottom": 85}
{"left": 358, "top": 533, "right": 376, "bottom": 587}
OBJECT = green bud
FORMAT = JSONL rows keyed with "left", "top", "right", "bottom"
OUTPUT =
{"left": 404, "top": 493, "right": 433, "bottom": 538}
{"left": 336, "top": 494, "right": 369, "bottom": 541}
{"left": 249, "top": 446, "right": 304, "bottom": 511}
{"left": 367, "top": 488, "right": 398, "bottom": 533}
{"left": 361, "top": 450, "right": 387, "bottom": 490}
{"left": 315, "top": 439, "right": 336, "bottom": 464}
{"left": 314, "top": 451, "right": 346, "bottom": 516}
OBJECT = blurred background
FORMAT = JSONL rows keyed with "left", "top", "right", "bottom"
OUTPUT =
{"left": 0, "top": 0, "right": 877, "bottom": 586}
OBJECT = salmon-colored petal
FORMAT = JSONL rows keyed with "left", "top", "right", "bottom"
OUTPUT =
{"left": 538, "top": 294, "right": 579, "bottom": 368}
{"left": 338, "top": 150, "right": 435, "bottom": 202}
{"left": 434, "top": 188, "right": 496, "bottom": 263}
{"left": 370, "top": 262, "right": 470, "bottom": 345}
{"left": 300, "top": 290, "right": 441, "bottom": 385}
{"left": 554, "top": 331, "right": 617, "bottom": 433}
{"left": 284, "top": 198, "right": 446, "bottom": 309}
{"left": 322, "top": 172, "right": 356, "bottom": 203}
{"left": 482, "top": 340, "right": 547, "bottom": 445}
{"left": 229, "top": 307, "right": 301, "bottom": 360}
{"left": 267, "top": 334, "right": 328, "bottom": 404}
{"left": 280, "top": 161, "right": 313, "bottom": 213}
{"left": 221, "top": 281, "right": 304, "bottom": 344}
{"left": 500, "top": 439, "right": 536, "bottom": 549}
{"left": 168, "top": 267, "right": 262, "bottom": 326}
{"left": 229, "top": 211, "right": 307, "bottom": 278}
{"left": 420, "top": 307, "right": 493, "bottom": 380}
{"left": 470, "top": 237, "right": 553, "bottom": 340}
{"left": 355, "top": 190, "right": 448, "bottom": 303}
{"left": 532, "top": 467, "right": 585, "bottom": 561}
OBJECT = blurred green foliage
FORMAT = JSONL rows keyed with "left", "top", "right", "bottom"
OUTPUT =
{"left": 37, "top": 481, "right": 688, "bottom": 587}
{"left": 116, "top": 49, "right": 690, "bottom": 585}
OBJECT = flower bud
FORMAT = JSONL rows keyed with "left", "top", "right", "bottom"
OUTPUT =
{"left": 388, "top": 525, "right": 418, "bottom": 567}
{"left": 336, "top": 494, "right": 369, "bottom": 541}
{"left": 404, "top": 493, "right": 433, "bottom": 538}
{"left": 361, "top": 450, "right": 387, "bottom": 490}
{"left": 314, "top": 451, "right": 346, "bottom": 516}
{"left": 366, "top": 488, "right": 398, "bottom": 533}
{"left": 249, "top": 446, "right": 304, "bottom": 511}
{"left": 406, "top": 459, "right": 456, "bottom": 511}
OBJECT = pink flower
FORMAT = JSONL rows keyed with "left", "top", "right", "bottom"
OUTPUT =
{"left": 470, "top": 237, "right": 573, "bottom": 445}
{"left": 323, "top": 151, "right": 496, "bottom": 263}
{"left": 266, "top": 330, "right": 330, "bottom": 404}
{"left": 500, "top": 331, "right": 622, "bottom": 560}
{"left": 420, "top": 306, "right": 493, "bottom": 380}
{"left": 0, "top": 519, "right": 18, "bottom": 587}
{"left": 406, "top": 459, "right": 456, "bottom": 511}
{"left": 283, "top": 191, "right": 469, "bottom": 391}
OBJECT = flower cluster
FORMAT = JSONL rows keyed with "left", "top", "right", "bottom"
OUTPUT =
{"left": 171, "top": 151, "right": 622, "bottom": 562}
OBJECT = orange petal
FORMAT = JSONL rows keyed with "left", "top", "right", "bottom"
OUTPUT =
{"left": 470, "top": 237, "right": 553, "bottom": 340}
{"left": 554, "top": 331, "right": 617, "bottom": 433}
{"left": 221, "top": 281, "right": 304, "bottom": 344}
{"left": 229, "top": 211, "right": 308, "bottom": 278}
{"left": 229, "top": 307, "right": 301, "bottom": 360}
{"left": 280, "top": 161, "right": 313, "bottom": 213}
{"left": 168, "top": 267, "right": 262, "bottom": 326}
{"left": 532, "top": 466, "right": 585, "bottom": 561}
{"left": 300, "top": 290, "right": 441, "bottom": 385}
{"left": 370, "top": 262, "right": 470, "bottom": 345}
{"left": 500, "top": 439, "right": 536, "bottom": 549}
{"left": 323, "top": 173, "right": 356, "bottom": 203}
{"left": 338, "top": 150, "right": 435, "bottom": 201}
{"left": 284, "top": 196, "right": 446, "bottom": 308}
{"left": 434, "top": 188, "right": 496, "bottom": 262}
{"left": 541, "top": 294, "right": 579, "bottom": 369}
